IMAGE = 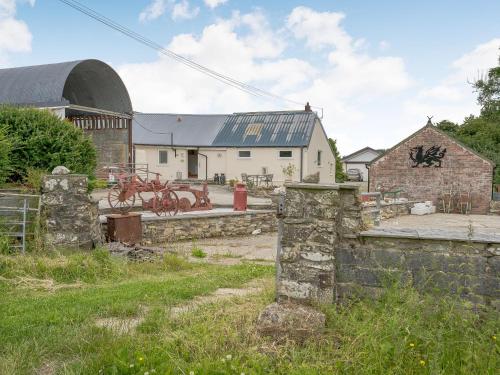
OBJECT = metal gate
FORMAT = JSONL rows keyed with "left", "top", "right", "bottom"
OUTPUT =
{"left": 0, "top": 192, "right": 41, "bottom": 253}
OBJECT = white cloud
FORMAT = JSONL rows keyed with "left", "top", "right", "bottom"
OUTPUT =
{"left": 204, "top": 0, "right": 227, "bottom": 9}
{"left": 286, "top": 6, "right": 351, "bottom": 50}
{"left": 139, "top": 0, "right": 168, "bottom": 22}
{"left": 0, "top": 0, "right": 33, "bottom": 64}
{"left": 119, "top": 6, "right": 498, "bottom": 155}
{"left": 172, "top": 0, "right": 199, "bottom": 21}
{"left": 405, "top": 38, "right": 500, "bottom": 124}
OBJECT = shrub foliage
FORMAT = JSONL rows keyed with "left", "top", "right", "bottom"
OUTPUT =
{"left": 0, "top": 128, "right": 10, "bottom": 184}
{"left": 0, "top": 106, "right": 96, "bottom": 181}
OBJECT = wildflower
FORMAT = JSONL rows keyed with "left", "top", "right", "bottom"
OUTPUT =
{"left": 409, "top": 343, "right": 415, "bottom": 348}
{"left": 493, "top": 335, "right": 497, "bottom": 341}
{"left": 419, "top": 360, "right": 426, "bottom": 366}
{"left": 189, "top": 371, "right": 195, "bottom": 375}
{"left": 139, "top": 357, "right": 144, "bottom": 362}
{"left": 226, "top": 354, "right": 232, "bottom": 360}
{"left": 129, "top": 364, "right": 135, "bottom": 368}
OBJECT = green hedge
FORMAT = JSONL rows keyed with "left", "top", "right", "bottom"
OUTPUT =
{"left": 0, "top": 128, "right": 10, "bottom": 184}
{"left": 0, "top": 106, "right": 97, "bottom": 182}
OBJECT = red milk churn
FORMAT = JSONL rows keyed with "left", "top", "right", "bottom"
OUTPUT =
{"left": 233, "top": 183, "right": 248, "bottom": 211}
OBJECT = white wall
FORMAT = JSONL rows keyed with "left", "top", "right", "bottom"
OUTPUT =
{"left": 346, "top": 149, "right": 380, "bottom": 163}
{"left": 304, "top": 120, "right": 335, "bottom": 183}
{"left": 223, "top": 147, "right": 302, "bottom": 184}
{"left": 135, "top": 119, "right": 335, "bottom": 185}
{"left": 135, "top": 145, "right": 187, "bottom": 181}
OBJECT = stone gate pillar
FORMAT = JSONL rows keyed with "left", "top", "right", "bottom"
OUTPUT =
{"left": 277, "top": 183, "right": 362, "bottom": 304}
{"left": 41, "top": 166, "right": 103, "bottom": 249}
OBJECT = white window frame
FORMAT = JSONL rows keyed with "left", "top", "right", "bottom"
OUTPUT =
{"left": 238, "top": 150, "right": 252, "bottom": 159}
{"left": 278, "top": 150, "right": 293, "bottom": 159}
{"left": 317, "top": 150, "right": 322, "bottom": 167}
{"left": 158, "top": 149, "right": 168, "bottom": 165}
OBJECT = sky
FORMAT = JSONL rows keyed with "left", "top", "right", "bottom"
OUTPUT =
{"left": 1, "top": 0, "right": 499, "bottom": 155}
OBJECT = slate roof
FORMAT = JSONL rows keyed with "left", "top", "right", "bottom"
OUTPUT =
{"left": 0, "top": 59, "right": 132, "bottom": 114}
{"left": 341, "top": 146, "right": 382, "bottom": 162}
{"left": 133, "top": 113, "right": 228, "bottom": 147}
{"left": 133, "top": 110, "right": 320, "bottom": 148}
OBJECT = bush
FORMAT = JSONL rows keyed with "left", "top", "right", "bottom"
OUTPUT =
{"left": 0, "top": 128, "right": 10, "bottom": 185}
{"left": 0, "top": 106, "right": 97, "bottom": 182}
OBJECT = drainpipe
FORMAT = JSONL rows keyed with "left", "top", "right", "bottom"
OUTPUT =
{"left": 366, "top": 163, "right": 370, "bottom": 192}
{"left": 198, "top": 151, "right": 208, "bottom": 181}
{"left": 300, "top": 147, "right": 304, "bottom": 182}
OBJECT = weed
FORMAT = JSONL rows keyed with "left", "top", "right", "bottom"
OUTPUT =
{"left": 191, "top": 246, "right": 207, "bottom": 258}
{"left": 162, "top": 253, "right": 192, "bottom": 271}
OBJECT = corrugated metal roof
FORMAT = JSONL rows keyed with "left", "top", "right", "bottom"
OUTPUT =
{"left": 0, "top": 59, "right": 132, "bottom": 114}
{"left": 212, "top": 111, "right": 316, "bottom": 147}
{"left": 132, "top": 113, "right": 228, "bottom": 147}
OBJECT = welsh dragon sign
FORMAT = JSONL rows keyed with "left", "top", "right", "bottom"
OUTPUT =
{"left": 409, "top": 145, "right": 447, "bottom": 167}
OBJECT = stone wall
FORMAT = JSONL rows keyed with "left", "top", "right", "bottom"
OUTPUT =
{"left": 277, "top": 183, "right": 500, "bottom": 309}
{"left": 277, "top": 183, "right": 362, "bottom": 304}
{"left": 369, "top": 125, "right": 494, "bottom": 214}
{"left": 85, "top": 127, "right": 129, "bottom": 168}
{"left": 338, "top": 231, "right": 500, "bottom": 309}
{"left": 361, "top": 200, "right": 414, "bottom": 226}
{"left": 138, "top": 210, "right": 277, "bottom": 244}
{"left": 41, "top": 168, "right": 102, "bottom": 249}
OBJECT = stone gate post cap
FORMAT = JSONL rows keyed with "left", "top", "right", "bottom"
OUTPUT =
{"left": 51, "top": 166, "right": 70, "bottom": 175}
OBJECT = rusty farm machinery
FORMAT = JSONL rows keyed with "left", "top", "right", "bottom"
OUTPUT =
{"left": 105, "top": 166, "right": 212, "bottom": 216}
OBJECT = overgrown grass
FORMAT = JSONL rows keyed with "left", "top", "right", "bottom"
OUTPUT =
{"left": 191, "top": 246, "right": 207, "bottom": 258}
{"left": 0, "top": 251, "right": 497, "bottom": 374}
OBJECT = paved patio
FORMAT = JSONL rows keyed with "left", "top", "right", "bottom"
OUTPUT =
{"left": 92, "top": 184, "right": 272, "bottom": 212}
{"left": 380, "top": 213, "right": 500, "bottom": 236}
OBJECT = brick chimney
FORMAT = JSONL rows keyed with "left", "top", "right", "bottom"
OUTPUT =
{"left": 305, "top": 102, "right": 311, "bottom": 112}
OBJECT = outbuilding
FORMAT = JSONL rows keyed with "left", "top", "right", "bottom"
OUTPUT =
{"left": 368, "top": 119, "right": 494, "bottom": 214}
{"left": 0, "top": 59, "right": 133, "bottom": 167}
{"left": 133, "top": 108, "right": 335, "bottom": 184}
{"left": 341, "top": 147, "right": 383, "bottom": 181}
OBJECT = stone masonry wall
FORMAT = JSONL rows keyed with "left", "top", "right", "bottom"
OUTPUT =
{"left": 277, "top": 183, "right": 362, "bottom": 304}
{"left": 140, "top": 210, "right": 277, "bottom": 245}
{"left": 337, "top": 234, "right": 500, "bottom": 309}
{"left": 369, "top": 126, "right": 494, "bottom": 214}
{"left": 277, "top": 183, "right": 500, "bottom": 309}
{"left": 42, "top": 169, "right": 102, "bottom": 249}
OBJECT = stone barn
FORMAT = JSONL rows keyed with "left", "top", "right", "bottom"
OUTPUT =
{"left": 368, "top": 120, "right": 494, "bottom": 214}
{"left": 0, "top": 59, "right": 133, "bottom": 168}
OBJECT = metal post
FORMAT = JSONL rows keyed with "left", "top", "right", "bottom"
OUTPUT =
{"left": 21, "top": 198, "right": 27, "bottom": 254}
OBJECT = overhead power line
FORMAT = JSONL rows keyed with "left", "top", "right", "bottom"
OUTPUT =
{"left": 56, "top": 0, "right": 323, "bottom": 113}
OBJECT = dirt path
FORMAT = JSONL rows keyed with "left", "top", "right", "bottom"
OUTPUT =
{"left": 172, "top": 233, "right": 278, "bottom": 265}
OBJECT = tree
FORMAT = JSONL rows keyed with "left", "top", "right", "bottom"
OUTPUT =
{"left": 328, "top": 138, "right": 347, "bottom": 182}
{"left": 474, "top": 55, "right": 500, "bottom": 119}
{"left": 436, "top": 53, "right": 500, "bottom": 187}
{"left": 0, "top": 106, "right": 97, "bottom": 182}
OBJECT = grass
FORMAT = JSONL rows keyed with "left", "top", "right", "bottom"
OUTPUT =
{"left": 0, "top": 251, "right": 498, "bottom": 374}
{"left": 191, "top": 246, "right": 207, "bottom": 258}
